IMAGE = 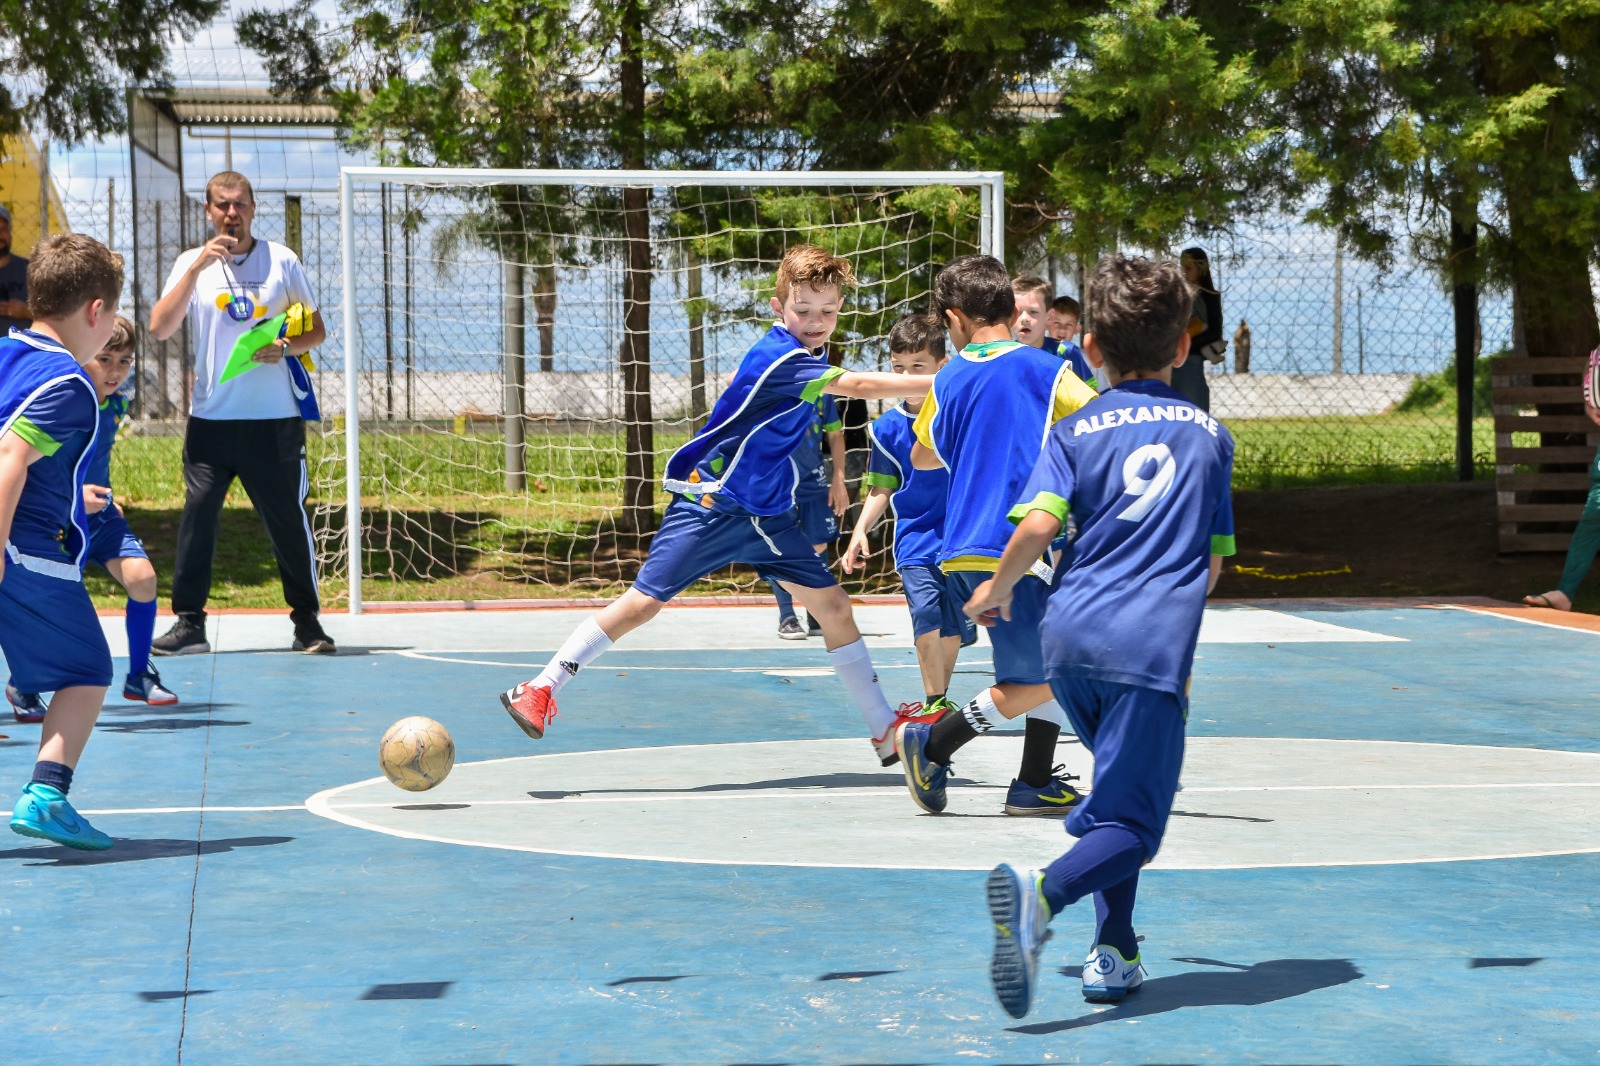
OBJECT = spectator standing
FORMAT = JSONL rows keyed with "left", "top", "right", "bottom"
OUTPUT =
{"left": 1173, "top": 247, "right": 1224, "bottom": 411}
{"left": 147, "top": 171, "right": 335, "bottom": 656}
{"left": 0, "top": 206, "right": 31, "bottom": 335}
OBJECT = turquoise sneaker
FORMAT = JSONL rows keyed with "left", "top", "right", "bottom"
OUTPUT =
{"left": 895, "top": 721, "right": 950, "bottom": 813}
{"left": 1082, "top": 943, "right": 1145, "bottom": 1002}
{"left": 986, "top": 863, "right": 1053, "bottom": 1019}
{"left": 10, "top": 783, "right": 113, "bottom": 850}
{"left": 1003, "top": 765, "right": 1084, "bottom": 816}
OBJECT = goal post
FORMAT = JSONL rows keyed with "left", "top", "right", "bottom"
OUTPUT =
{"left": 333, "top": 166, "right": 1007, "bottom": 614}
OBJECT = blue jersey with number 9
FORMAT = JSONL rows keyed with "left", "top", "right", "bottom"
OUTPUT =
{"left": 1010, "top": 378, "right": 1236, "bottom": 698}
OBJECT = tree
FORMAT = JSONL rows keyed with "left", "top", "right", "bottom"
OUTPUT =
{"left": 241, "top": 0, "right": 715, "bottom": 534}
{"left": 0, "top": 0, "right": 223, "bottom": 142}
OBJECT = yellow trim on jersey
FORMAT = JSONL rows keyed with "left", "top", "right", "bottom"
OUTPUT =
{"left": 1051, "top": 364, "right": 1098, "bottom": 422}
{"left": 911, "top": 384, "right": 938, "bottom": 449}
{"left": 939, "top": 554, "right": 1000, "bottom": 573}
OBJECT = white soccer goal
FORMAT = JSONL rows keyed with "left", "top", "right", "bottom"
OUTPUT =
{"left": 328, "top": 167, "right": 1006, "bottom": 614}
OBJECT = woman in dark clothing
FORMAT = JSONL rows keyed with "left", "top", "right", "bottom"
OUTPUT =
{"left": 1173, "top": 247, "right": 1223, "bottom": 411}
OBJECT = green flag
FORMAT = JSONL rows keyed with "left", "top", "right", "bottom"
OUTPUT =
{"left": 219, "top": 311, "right": 290, "bottom": 384}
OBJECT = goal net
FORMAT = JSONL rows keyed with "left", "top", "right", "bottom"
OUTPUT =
{"left": 325, "top": 168, "right": 1004, "bottom": 612}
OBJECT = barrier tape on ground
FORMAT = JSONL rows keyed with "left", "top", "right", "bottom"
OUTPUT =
{"left": 1233, "top": 564, "right": 1354, "bottom": 581}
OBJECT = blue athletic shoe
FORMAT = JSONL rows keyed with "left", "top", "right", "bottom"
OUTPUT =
{"left": 1003, "top": 765, "right": 1083, "bottom": 817}
{"left": 896, "top": 721, "right": 950, "bottom": 814}
{"left": 1081, "top": 943, "right": 1145, "bottom": 1002}
{"left": 10, "top": 784, "right": 113, "bottom": 851}
{"left": 986, "top": 863, "right": 1052, "bottom": 1019}
{"left": 6, "top": 684, "right": 46, "bottom": 724}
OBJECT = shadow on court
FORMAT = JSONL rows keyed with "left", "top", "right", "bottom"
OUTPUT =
{"left": 0, "top": 835, "right": 294, "bottom": 866}
{"left": 96, "top": 714, "right": 252, "bottom": 733}
{"left": 526, "top": 770, "right": 945, "bottom": 800}
{"left": 1011, "top": 957, "right": 1363, "bottom": 1034}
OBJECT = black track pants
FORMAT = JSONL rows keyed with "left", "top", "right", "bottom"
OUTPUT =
{"left": 170, "top": 416, "right": 320, "bottom": 625}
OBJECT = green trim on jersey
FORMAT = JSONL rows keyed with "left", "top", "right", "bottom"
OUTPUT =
{"left": 1211, "top": 533, "right": 1237, "bottom": 557}
{"left": 9, "top": 416, "right": 61, "bottom": 457}
{"left": 1008, "top": 491, "right": 1070, "bottom": 526}
{"left": 861, "top": 470, "right": 900, "bottom": 490}
{"left": 800, "top": 365, "right": 846, "bottom": 404}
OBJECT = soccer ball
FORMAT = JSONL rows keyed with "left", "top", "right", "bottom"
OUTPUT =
{"left": 378, "top": 716, "right": 456, "bottom": 791}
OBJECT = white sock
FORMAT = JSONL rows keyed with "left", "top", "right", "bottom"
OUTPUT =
{"left": 961, "top": 689, "right": 1001, "bottom": 734}
{"left": 533, "top": 618, "right": 614, "bottom": 696}
{"left": 828, "top": 638, "right": 897, "bottom": 738}
{"left": 1025, "top": 698, "right": 1066, "bottom": 726}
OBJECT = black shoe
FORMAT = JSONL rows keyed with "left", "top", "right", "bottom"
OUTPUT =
{"left": 805, "top": 612, "right": 823, "bottom": 636}
{"left": 292, "top": 623, "right": 337, "bottom": 655}
{"left": 777, "top": 616, "right": 806, "bottom": 640}
{"left": 151, "top": 618, "right": 210, "bottom": 657}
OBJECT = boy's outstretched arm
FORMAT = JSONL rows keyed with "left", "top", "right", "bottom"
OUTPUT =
{"left": 0, "top": 432, "right": 43, "bottom": 586}
{"left": 963, "top": 509, "right": 1063, "bottom": 625}
{"left": 841, "top": 487, "right": 893, "bottom": 574}
{"left": 824, "top": 371, "right": 935, "bottom": 401}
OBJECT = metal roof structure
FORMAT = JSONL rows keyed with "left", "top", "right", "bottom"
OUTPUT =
{"left": 133, "top": 86, "right": 341, "bottom": 127}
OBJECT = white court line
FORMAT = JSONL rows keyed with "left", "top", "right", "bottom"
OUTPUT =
{"left": 384, "top": 648, "right": 989, "bottom": 671}
{"left": 77, "top": 779, "right": 1600, "bottom": 818}
{"left": 1437, "top": 603, "right": 1600, "bottom": 636}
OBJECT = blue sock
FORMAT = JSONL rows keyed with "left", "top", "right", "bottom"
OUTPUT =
{"left": 1040, "top": 825, "right": 1146, "bottom": 916}
{"left": 769, "top": 579, "right": 796, "bottom": 621}
{"left": 126, "top": 597, "right": 157, "bottom": 677}
{"left": 30, "top": 761, "right": 73, "bottom": 796}
{"left": 1093, "top": 872, "right": 1141, "bottom": 961}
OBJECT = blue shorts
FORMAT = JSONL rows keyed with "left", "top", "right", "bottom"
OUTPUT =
{"left": 901, "top": 563, "right": 966, "bottom": 639}
{"left": 85, "top": 502, "right": 148, "bottom": 570}
{"left": 945, "top": 569, "right": 1049, "bottom": 686}
{"left": 635, "top": 499, "right": 838, "bottom": 602}
{"left": 1051, "top": 675, "right": 1186, "bottom": 859}
{"left": 794, "top": 493, "right": 838, "bottom": 546}
{"left": 0, "top": 559, "right": 114, "bottom": 692}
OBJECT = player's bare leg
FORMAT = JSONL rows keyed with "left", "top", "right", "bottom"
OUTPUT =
{"left": 784, "top": 581, "right": 931, "bottom": 765}
{"left": 913, "top": 630, "right": 949, "bottom": 701}
{"left": 36, "top": 686, "right": 107, "bottom": 769}
{"left": 940, "top": 634, "right": 961, "bottom": 695}
{"left": 501, "top": 589, "right": 663, "bottom": 740}
{"left": 10, "top": 685, "right": 115, "bottom": 850}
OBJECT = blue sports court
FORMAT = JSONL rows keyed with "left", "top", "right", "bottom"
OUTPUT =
{"left": 2, "top": 599, "right": 1598, "bottom": 1064}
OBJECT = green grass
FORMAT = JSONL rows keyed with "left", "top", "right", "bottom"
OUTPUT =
{"left": 97, "top": 413, "right": 1498, "bottom": 609}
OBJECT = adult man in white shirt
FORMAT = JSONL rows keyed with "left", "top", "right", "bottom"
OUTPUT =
{"left": 148, "top": 171, "right": 335, "bottom": 655}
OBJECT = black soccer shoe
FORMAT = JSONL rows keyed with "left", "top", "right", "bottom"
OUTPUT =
{"left": 151, "top": 618, "right": 211, "bottom": 657}
{"left": 292, "top": 621, "right": 338, "bottom": 655}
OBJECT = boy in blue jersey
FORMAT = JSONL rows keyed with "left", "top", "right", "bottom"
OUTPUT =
{"left": 894, "top": 255, "right": 1098, "bottom": 816}
{"left": 4, "top": 317, "right": 177, "bottom": 721}
{"left": 1014, "top": 274, "right": 1096, "bottom": 388}
{"left": 968, "top": 254, "right": 1236, "bottom": 1019}
{"left": 0, "top": 234, "right": 126, "bottom": 850}
{"left": 767, "top": 394, "right": 846, "bottom": 638}
{"left": 841, "top": 314, "right": 968, "bottom": 709}
{"left": 500, "top": 245, "right": 943, "bottom": 766}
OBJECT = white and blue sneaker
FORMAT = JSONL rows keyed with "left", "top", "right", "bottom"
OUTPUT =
{"left": 123, "top": 667, "right": 178, "bottom": 706}
{"left": 986, "top": 863, "right": 1052, "bottom": 1019}
{"left": 1081, "top": 943, "right": 1144, "bottom": 1002}
{"left": 10, "top": 783, "right": 114, "bottom": 851}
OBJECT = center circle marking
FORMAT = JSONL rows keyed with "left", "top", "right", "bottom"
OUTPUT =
{"left": 306, "top": 737, "right": 1600, "bottom": 871}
